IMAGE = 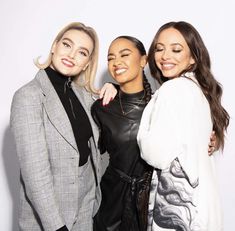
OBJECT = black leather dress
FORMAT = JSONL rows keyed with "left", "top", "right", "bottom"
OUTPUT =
{"left": 91, "top": 90, "right": 152, "bottom": 231}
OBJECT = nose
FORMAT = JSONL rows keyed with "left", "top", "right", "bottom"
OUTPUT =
{"left": 68, "top": 48, "right": 76, "bottom": 59}
{"left": 162, "top": 49, "right": 171, "bottom": 60}
{"left": 113, "top": 58, "right": 122, "bottom": 67}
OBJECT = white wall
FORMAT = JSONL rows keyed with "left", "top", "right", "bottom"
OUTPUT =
{"left": 0, "top": 0, "right": 234, "bottom": 230}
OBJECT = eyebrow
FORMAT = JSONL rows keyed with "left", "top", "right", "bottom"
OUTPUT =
{"left": 108, "top": 48, "right": 132, "bottom": 57}
{"left": 62, "top": 38, "right": 91, "bottom": 55}
{"left": 156, "top": 42, "right": 184, "bottom": 48}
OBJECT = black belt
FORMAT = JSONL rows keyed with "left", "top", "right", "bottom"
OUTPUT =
{"left": 109, "top": 165, "right": 148, "bottom": 196}
{"left": 108, "top": 165, "right": 152, "bottom": 230}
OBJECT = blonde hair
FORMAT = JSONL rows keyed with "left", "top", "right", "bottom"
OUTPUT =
{"left": 34, "top": 22, "right": 99, "bottom": 93}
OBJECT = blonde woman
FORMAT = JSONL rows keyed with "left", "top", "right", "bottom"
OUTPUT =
{"left": 10, "top": 22, "right": 116, "bottom": 231}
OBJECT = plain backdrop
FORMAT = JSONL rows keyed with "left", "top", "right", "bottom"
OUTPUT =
{"left": 0, "top": 0, "right": 234, "bottom": 230}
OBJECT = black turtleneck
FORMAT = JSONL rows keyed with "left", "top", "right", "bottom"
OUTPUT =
{"left": 45, "top": 66, "right": 92, "bottom": 166}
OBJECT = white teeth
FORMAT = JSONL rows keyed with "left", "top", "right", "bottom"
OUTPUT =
{"left": 162, "top": 63, "right": 174, "bottom": 68}
{"left": 115, "top": 68, "right": 126, "bottom": 75}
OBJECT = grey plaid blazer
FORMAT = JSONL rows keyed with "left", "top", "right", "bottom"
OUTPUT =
{"left": 10, "top": 70, "right": 101, "bottom": 231}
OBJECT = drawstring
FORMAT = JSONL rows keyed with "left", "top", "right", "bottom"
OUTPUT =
{"left": 64, "top": 77, "right": 76, "bottom": 119}
{"left": 64, "top": 77, "right": 72, "bottom": 93}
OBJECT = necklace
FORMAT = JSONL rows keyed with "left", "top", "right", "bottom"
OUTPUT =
{"left": 119, "top": 90, "right": 145, "bottom": 116}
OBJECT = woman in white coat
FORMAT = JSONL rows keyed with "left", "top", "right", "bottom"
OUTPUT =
{"left": 137, "top": 21, "right": 230, "bottom": 231}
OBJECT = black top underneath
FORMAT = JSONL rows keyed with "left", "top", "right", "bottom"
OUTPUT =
{"left": 91, "top": 90, "right": 152, "bottom": 231}
{"left": 46, "top": 67, "right": 92, "bottom": 166}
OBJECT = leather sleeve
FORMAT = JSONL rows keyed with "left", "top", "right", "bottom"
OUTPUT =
{"left": 91, "top": 100, "right": 107, "bottom": 154}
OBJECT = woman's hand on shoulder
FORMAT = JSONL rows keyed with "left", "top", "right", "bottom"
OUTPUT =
{"left": 99, "top": 83, "right": 117, "bottom": 106}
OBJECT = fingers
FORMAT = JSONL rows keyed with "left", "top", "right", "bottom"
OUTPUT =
{"left": 209, "top": 140, "right": 216, "bottom": 148}
{"left": 210, "top": 130, "right": 216, "bottom": 141}
{"left": 208, "top": 146, "right": 215, "bottom": 156}
{"left": 208, "top": 131, "right": 217, "bottom": 155}
{"left": 98, "top": 86, "right": 106, "bottom": 99}
{"left": 102, "top": 92, "right": 113, "bottom": 106}
{"left": 99, "top": 83, "right": 117, "bottom": 106}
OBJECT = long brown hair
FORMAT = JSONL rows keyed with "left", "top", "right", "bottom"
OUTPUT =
{"left": 148, "top": 21, "right": 230, "bottom": 150}
{"left": 34, "top": 22, "right": 99, "bottom": 93}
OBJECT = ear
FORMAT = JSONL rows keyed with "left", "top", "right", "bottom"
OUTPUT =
{"left": 190, "top": 56, "right": 195, "bottom": 65}
{"left": 140, "top": 55, "right": 147, "bottom": 68}
{"left": 82, "top": 62, "right": 89, "bottom": 71}
{"left": 51, "top": 41, "right": 57, "bottom": 54}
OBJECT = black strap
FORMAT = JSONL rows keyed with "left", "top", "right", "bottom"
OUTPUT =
{"left": 109, "top": 165, "right": 146, "bottom": 196}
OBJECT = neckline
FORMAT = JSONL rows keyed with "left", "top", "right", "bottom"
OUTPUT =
{"left": 118, "top": 89, "right": 145, "bottom": 115}
{"left": 45, "top": 66, "right": 73, "bottom": 85}
{"left": 119, "top": 89, "right": 145, "bottom": 100}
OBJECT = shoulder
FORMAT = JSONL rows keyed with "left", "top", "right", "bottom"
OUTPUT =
{"left": 91, "top": 98, "right": 103, "bottom": 112}
{"left": 12, "top": 72, "right": 44, "bottom": 107}
{"left": 91, "top": 95, "right": 120, "bottom": 118}
{"left": 161, "top": 77, "right": 196, "bottom": 92}
{"left": 147, "top": 77, "right": 203, "bottom": 114}
{"left": 73, "top": 84, "right": 95, "bottom": 107}
{"left": 91, "top": 99, "right": 104, "bottom": 126}
{"left": 158, "top": 77, "right": 200, "bottom": 101}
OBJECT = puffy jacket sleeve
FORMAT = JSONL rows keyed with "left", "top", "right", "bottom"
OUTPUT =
{"left": 137, "top": 78, "right": 204, "bottom": 185}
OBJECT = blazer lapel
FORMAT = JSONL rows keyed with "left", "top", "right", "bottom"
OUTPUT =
{"left": 72, "top": 83, "right": 100, "bottom": 186}
{"left": 71, "top": 83, "right": 99, "bottom": 146}
{"left": 35, "top": 70, "right": 78, "bottom": 152}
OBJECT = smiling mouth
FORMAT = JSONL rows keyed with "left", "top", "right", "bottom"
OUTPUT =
{"left": 115, "top": 68, "right": 127, "bottom": 75}
{"left": 161, "top": 63, "right": 175, "bottom": 70}
{"left": 61, "top": 58, "right": 75, "bottom": 67}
